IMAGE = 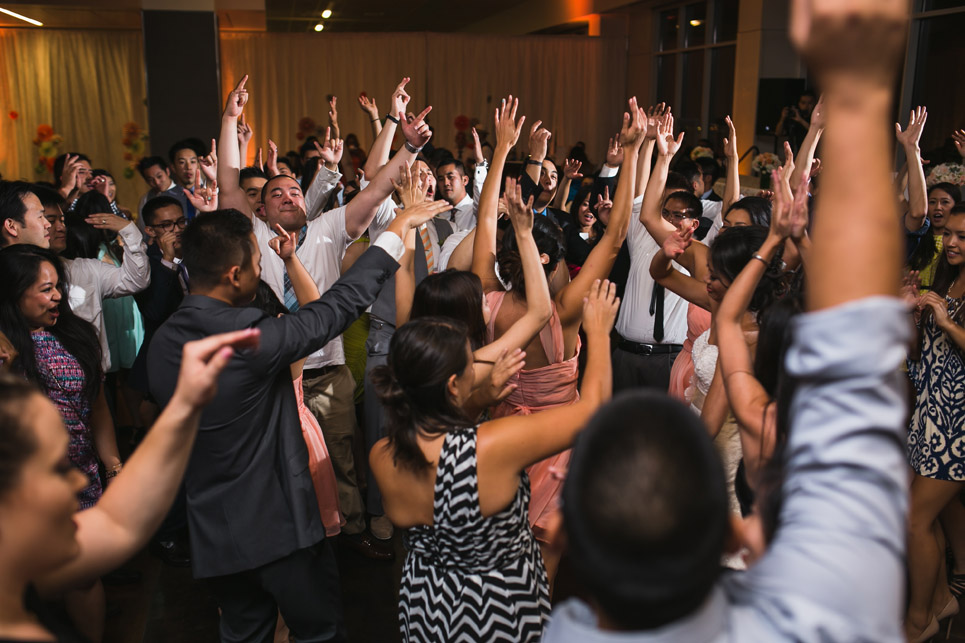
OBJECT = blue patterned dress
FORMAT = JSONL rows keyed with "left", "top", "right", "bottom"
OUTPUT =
{"left": 31, "top": 330, "right": 103, "bottom": 508}
{"left": 908, "top": 295, "right": 965, "bottom": 480}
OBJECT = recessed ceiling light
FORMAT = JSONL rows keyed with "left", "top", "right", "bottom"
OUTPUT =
{"left": 0, "top": 6, "right": 43, "bottom": 26}
{"left": 689, "top": 19, "right": 703, "bottom": 26}
{"left": 314, "top": 22, "right": 324, "bottom": 31}
{"left": 321, "top": 9, "right": 332, "bottom": 19}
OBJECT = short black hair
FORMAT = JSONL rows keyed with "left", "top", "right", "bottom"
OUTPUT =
{"left": 0, "top": 181, "right": 36, "bottom": 241}
{"left": 180, "top": 209, "right": 253, "bottom": 291}
{"left": 562, "top": 391, "right": 728, "bottom": 631}
{"left": 663, "top": 191, "right": 703, "bottom": 218}
{"left": 299, "top": 137, "right": 320, "bottom": 158}
{"left": 29, "top": 184, "right": 67, "bottom": 213}
{"left": 137, "top": 156, "right": 169, "bottom": 175}
{"left": 240, "top": 167, "right": 268, "bottom": 184}
{"left": 436, "top": 158, "right": 466, "bottom": 177}
{"left": 694, "top": 157, "right": 720, "bottom": 183}
{"left": 52, "top": 153, "right": 91, "bottom": 188}
{"left": 673, "top": 160, "right": 701, "bottom": 189}
{"left": 664, "top": 172, "right": 693, "bottom": 194}
{"left": 168, "top": 138, "right": 206, "bottom": 164}
{"left": 261, "top": 174, "right": 301, "bottom": 205}
{"left": 725, "top": 196, "right": 772, "bottom": 227}
{"left": 142, "top": 195, "right": 183, "bottom": 226}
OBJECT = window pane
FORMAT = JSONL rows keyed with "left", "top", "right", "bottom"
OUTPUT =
{"left": 658, "top": 8, "right": 680, "bottom": 51}
{"left": 912, "top": 12, "right": 965, "bottom": 156}
{"left": 714, "top": 0, "right": 739, "bottom": 43}
{"left": 708, "top": 46, "right": 736, "bottom": 151}
{"left": 683, "top": 2, "right": 707, "bottom": 47}
{"left": 680, "top": 51, "right": 705, "bottom": 141}
{"left": 656, "top": 55, "right": 677, "bottom": 105}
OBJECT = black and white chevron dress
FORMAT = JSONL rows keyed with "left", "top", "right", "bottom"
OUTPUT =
{"left": 399, "top": 428, "right": 551, "bottom": 642}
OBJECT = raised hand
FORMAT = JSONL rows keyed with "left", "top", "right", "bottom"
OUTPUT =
{"left": 582, "top": 279, "right": 620, "bottom": 337}
{"left": 158, "top": 229, "right": 179, "bottom": 263}
{"left": 268, "top": 222, "right": 297, "bottom": 260}
{"left": 59, "top": 154, "right": 82, "bottom": 195}
{"left": 645, "top": 103, "right": 667, "bottom": 141}
{"left": 471, "top": 127, "right": 485, "bottom": 164}
{"left": 391, "top": 160, "right": 429, "bottom": 209}
{"left": 662, "top": 220, "right": 695, "bottom": 260}
{"left": 777, "top": 141, "right": 795, "bottom": 204}
{"left": 91, "top": 175, "right": 111, "bottom": 199}
{"left": 504, "top": 177, "right": 535, "bottom": 232}
{"left": 184, "top": 180, "right": 219, "bottom": 213}
{"left": 237, "top": 114, "right": 253, "bottom": 147}
{"left": 172, "top": 328, "right": 261, "bottom": 409}
{"left": 400, "top": 105, "right": 433, "bottom": 149}
{"left": 200, "top": 138, "right": 218, "bottom": 184}
{"left": 655, "top": 110, "right": 684, "bottom": 157}
{"left": 810, "top": 94, "right": 826, "bottom": 130}
{"left": 528, "top": 120, "right": 551, "bottom": 161}
{"left": 563, "top": 158, "right": 583, "bottom": 180}
{"left": 953, "top": 130, "right": 965, "bottom": 159}
{"left": 605, "top": 135, "right": 624, "bottom": 167}
{"left": 618, "top": 97, "right": 646, "bottom": 148}
{"left": 723, "top": 115, "right": 738, "bottom": 158}
{"left": 255, "top": 147, "right": 263, "bottom": 171}
{"left": 487, "top": 348, "right": 525, "bottom": 403}
{"left": 358, "top": 93, "right": 379, "bottom": 119}
{"left": 312, "top": 127, "right": 345, "bottom": 168}
{"left": 595, "top": 186, "right": 613, "bottom": 224}
{"left": 919, "top": 291, "right": 951, "bottom": 328}
{"left": 391, "top": 199, "right": 450, "bottom": 234}
{"left": 788, "top": 176, "right": 810, "bottom": 240}
{"left": 900, "top": 270, "right": 921, "bottom": 309}
{"left": 267, "top": 139, "right": 280, "bottom": 177}
{"left": 494, "top": 95, "right": 525, "bottom": 150}
{"left": 390, "top": 77, "right": 411, "bottom": 118}
{"left": 86, "top": 212, "right": 131, "bottom": 232}
{"left": 328, "top": 96, "right": 338, "bottom": 127}
{"left": 896, "top": 105, "right": 928, "bottom": 150}
{"left": 224, "top": 75, "right": 249, "bottom": 118}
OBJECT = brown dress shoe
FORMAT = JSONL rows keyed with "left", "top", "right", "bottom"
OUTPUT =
{"left": 340, "top": 532, "right": 395, "bottom": 561}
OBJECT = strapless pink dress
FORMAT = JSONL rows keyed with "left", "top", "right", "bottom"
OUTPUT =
{"left": 668, "top": 303, "right": 712, "bottom": 402}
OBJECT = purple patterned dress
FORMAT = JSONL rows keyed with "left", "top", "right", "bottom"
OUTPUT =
{"left": 31, "top": 330, "right": 102, "bottom": 508}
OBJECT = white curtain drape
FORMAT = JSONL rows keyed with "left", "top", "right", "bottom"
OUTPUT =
{"left": 0, "top": 28, "right": 148, "bottom": 209}
{"left": 220, "top": 32, "right": 627, "bottom": 168}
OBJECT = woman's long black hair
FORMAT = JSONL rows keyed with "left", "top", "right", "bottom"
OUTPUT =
{"left": 0, "top": 245, "right": 103, "bottom": 403}
{"left": 412, "top": 271, "right": 488, "bottom": 350}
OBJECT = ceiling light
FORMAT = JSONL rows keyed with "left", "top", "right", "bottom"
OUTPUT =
{"left": 314, "top": 22, "right": 324, "bottom": 31}
{"left": 0, "top": 6, "right": 43, "bottom": 26}
{"left": 689, "top": 19, "right": 703, "bottom": 26}
{"left": 321, "top": 9, "right": 332, "bottom": 19}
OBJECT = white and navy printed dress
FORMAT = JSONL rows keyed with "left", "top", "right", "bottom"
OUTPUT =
{"left": 399, "top": 427, "right": 551, "bottom": 642}
{"left": 908, "top": 295, "right": 965, "bottom": 480}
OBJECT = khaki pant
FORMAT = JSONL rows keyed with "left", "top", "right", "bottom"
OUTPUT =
{"left": 303, "top": 364, "right": 365, "bottom": 535}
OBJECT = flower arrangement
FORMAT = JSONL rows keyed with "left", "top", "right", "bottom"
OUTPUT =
{"left": 120, "top": 122, "right": 149, "bottom": 179}
{"left": 751, "top": 152, "right": 781, "bottom": 175}
{"left": 690, "top": 146, "right": 714, "bottom": 161}
{"left": 33, "top": 124, "right": 64, "bottom": 175}
{"left": 927, "top": 163, "right": 965, "bottom": 187}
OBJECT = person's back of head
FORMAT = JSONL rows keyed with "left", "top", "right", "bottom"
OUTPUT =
{"left": 562, "top": 391, "right": 728, "bottom": 630}
{"left": 665, "top": 171, "right": 694, "bottom": 195}
{"left": 63, "top": 211, "right": 107, "bottom": 261}
{"left": 179, "top": 209, "right": 253, "bottom": 292}
{"left": 30, "top": 184, "right": 67, "bottom": 215}
{"left": 673, "top": 160, "right": 702, "bottom": 196}
{"left": 497, "top": 216, "right": 564, "bottom": 297}
{"left": 411, "top": 270, "right": 487, "bottom": 350}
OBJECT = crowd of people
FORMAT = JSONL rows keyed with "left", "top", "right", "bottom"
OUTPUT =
{"left": 0, "top": 1, "right": 962, "bottom": 641}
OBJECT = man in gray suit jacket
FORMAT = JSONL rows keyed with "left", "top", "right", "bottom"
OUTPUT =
{"left": 148, "top": 202, "right": 444, "bottom": 642}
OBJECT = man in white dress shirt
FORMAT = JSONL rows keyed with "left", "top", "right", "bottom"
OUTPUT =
{"left": 436, "top": 159, "right": 476, "bottom": 232}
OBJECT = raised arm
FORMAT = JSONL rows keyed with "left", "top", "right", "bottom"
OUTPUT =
{"left": 217, "top": 75, "right": 252, "bottom": 215}
{"left": 897, "top": 106, "right": 929, "bottom": 232}
{"left": 649, "top": 220, "right": 711, "bottom": 310}
{"left": 344, "top": 104, "right": 432, "bottom": 239}
{"left": 556, "top": 98, "right": 645, "bottom": 327}
{"left": 474, "top": 178, "right": 552, "bottom": 364}
{"left": 387, "top": 161, "right": 430, "bottom": 327}
{"left": 38, "top": 330, "right": 261, "bottom": 593}
{"left": 268, "top": 223, "right": 322, "bottom": 306}
{"left": 639, "top": 110, "right": 684, "bottom": 244}
{"left": 789, "top": 95, "right": 824, "bottom": 192}
{"left": 362, "top": 77, "right": 410, "bottom": 180}
{"left": 359, "top": 92, "right": 382, "bottom": 139}
{"left": 553, "top": 159, "right": 583, "bottom": 210}
{"left": 722, "top": 115, "right": 741, "bottom": 212}
{"left": 83, "top": 214, "right": 151, "bottom": 296}
{"left": 472, "top": 95, "right": 525, "bottom": 292}
{"left": 524, "top": 120, "right": 551, "bottom": 185}
{"left": 478, "top": 279, "right": 616, "bottom": 473}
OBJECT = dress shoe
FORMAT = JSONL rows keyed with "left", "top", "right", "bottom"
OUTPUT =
{"left": 370, "top": 515, "right": 394, "bottom": 541}
{"left": 340, "top": 532, "right": 394, "bottom": 562}
{"left": 149, "top": 539, "right": 191, "bottom": 567}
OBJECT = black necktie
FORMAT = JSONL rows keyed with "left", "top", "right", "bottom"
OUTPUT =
{"left": 650, "top": 283, "right": 665, "bottom": 343}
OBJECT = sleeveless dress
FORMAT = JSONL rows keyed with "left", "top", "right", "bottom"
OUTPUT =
{"left": 399, "top": 428, "right": 550, "bottom": 642}
{"left": 689, "top": 331, "right": 745, "bottom": 569}
{"left": 669, "top": 303, "right": 712, "bottom": 401}
{"left": 293, "top": 374, "right": 343, "bottom": 535}
{"left": 485, "top": 290, "right": 579, "bottom": 542}
{"left": 907, "top": 295, "right": 965, "bottom": 480}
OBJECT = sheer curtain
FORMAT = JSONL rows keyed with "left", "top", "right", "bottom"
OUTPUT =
{"left": 0, "top": 28, "right": 148, "bottom": 209}
{"left": 220, "top": 32, "right": 627, "bottom": 168}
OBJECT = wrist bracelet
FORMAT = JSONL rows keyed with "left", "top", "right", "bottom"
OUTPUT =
{"left": 404, "top": 141, "right": 423, "bottom": 154}
{"left": 105, "top": 463, "right": 122, "bottom": 479}
{"left": 386, "top": 114, "right": 400, "bottom": 124}
{"left": 526, "top": 159, "right": 542, "bottom": 166}
{"left": 751, "top": 254, "right": 769, "bottom": 266}
{"left": 371, "top": 118, "right": 379, "bottom": 123}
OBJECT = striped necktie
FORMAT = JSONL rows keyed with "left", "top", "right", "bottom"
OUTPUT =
{"left": 282, "top": 226, "right": 308, "bottom": 312}
{"left": 419, "top": 224, "right": 435, "bottom": 274}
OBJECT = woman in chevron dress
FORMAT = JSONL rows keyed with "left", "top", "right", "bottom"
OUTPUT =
{"left": 905, "top": 204, "right": 965, "bottom": 639}
{"left": 368, "top": 280, "right": 618, "bottom": 642}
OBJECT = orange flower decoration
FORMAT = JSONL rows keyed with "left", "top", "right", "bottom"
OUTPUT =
{"left": 36, "top": 124, "right": 54, "bottom": 140}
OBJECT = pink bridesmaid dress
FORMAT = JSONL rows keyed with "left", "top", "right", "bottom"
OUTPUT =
{"left": 294, "top": 374, "right": 343, "bottom": 536}
{"left": 668, "top": 303, "right": 712, "bottom": 401}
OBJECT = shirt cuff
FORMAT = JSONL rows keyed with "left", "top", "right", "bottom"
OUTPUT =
{"left": 600, "top": 165, "right": 619, "bottom": 178}
{"left": 118, "top": 221, "right": 145, "bottom": 246}
{"left": 372, "top": 230, "right": 405, "bottom": 262}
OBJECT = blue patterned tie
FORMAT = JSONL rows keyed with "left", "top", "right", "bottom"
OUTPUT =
{"left": 282, "top": 226, "right": 308, "bottom": 312}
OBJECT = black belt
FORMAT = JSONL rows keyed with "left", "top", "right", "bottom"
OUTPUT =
{"left": 616, "top": 338, "right": 683, "bottom": 355}
{"left": 302, "top": 364, "right": 340, "bottom": 379}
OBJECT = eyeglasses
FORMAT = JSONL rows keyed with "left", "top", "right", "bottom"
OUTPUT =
{"left": 661, "top": 208, "right": 697, "bottom": 223}
{"left": 149, "top": 217, "right": 187, "bottom": 232}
